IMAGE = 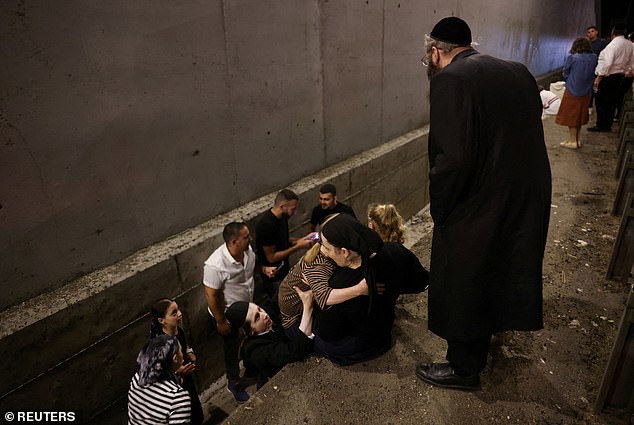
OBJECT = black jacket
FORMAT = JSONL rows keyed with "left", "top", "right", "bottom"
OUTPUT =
{"left": 241, "top": 322, "right": 313, "bottom": 387}
{"left": 428, "top": 49, "right": 551, "bottom": 340}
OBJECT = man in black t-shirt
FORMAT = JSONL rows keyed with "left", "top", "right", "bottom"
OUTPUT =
{"left": 309, "top": 184, "right": 357, "bottom": 231}
{"left": 255, "top": 189, "right": 313, "bottom": 307}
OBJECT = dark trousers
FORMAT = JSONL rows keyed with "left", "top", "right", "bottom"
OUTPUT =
{"left": 210, "top": 316, "right": 241, "bottom": 381}
{"left": 446, "top": 335, "right": 491, "bottom": 376}
{"left": 181, "top": 374, "right": 204, "bottom": 425}
{"left": 595, "top": 73, "right": 626, "bottom": 129}
{"left": 261, "top": 275, "right": 282, "bottom": 316}
{"left": 616, "top": 76, "right": 634, "bottom": 119}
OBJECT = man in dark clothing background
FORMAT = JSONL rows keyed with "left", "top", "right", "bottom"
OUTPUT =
{"left": 586, "top": 25, "right": 609, "bottom": 112}
{"left": 416, "top": 17, "right": 552, "bottom": 390}
{"left": 309, "top": 184, "right": 357, "bottom": 231}
{"left": 256, "top": 189, "right": 313, "bottom": 309}
{"left": 587, "top": 25, "right": 608, "bottom": 56}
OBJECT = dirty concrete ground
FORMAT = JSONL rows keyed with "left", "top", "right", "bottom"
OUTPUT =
{"left": 201, "top": 116, "right": 632, "bottom": 425}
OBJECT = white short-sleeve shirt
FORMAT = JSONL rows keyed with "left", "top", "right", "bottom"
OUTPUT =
{"left": 203, "top": 244, "right": 256, "bottom": 316}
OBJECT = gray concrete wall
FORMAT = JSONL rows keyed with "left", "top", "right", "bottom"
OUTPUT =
{"left": 1, "top": 0, "right": 594, "bottom": 310}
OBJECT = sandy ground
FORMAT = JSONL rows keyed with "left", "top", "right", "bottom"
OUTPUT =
{"left": 202, "top": 116, "right": 632, "bottom": 425}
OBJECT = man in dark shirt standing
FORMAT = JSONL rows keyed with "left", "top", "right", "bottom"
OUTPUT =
{"left": 309, "top": 184, "right": 357, "bottom": 231}
{"left": 586, "top": 25, "right": 608, "bottom": 112}
{"left": 587, "top": 25, "right": 608, "bottom": 56}
{"left": 256, "top": 189, "right": 313, "bottom": 308}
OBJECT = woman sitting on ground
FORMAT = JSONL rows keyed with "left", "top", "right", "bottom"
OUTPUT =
{"left": 128, "top": 334, "right": 191, "bottom": 424}
{"left": 226, "top": 286, "right": 315, "bottom": 388}
{"left": 313, "top": 213, "right": 429, "bottom": 365}
{"left": 277, "top": 215, "right": 368, "bottom": 337}
{"left": 367, "top": 203, "right": 406, "bottom": 244}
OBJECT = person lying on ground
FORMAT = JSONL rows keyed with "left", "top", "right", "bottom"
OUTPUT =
{"left": 226, "top": 286, "right": 315, "bottom": 388}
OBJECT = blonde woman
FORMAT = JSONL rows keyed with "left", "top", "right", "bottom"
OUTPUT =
{"left": 367, "top": 203, "right": 406, "bottom": 244}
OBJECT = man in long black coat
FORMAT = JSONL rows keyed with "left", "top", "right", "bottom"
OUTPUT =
{"left": 416, "top": 17, "right": 551, "bottom": 390}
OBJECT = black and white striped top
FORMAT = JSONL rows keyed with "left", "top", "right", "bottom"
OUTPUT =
{"left": 128, "top": 372, "right": 191, "bottom": 424}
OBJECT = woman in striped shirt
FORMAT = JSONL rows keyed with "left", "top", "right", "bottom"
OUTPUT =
{"left": 128, "top": 334, "right": 192, "bottom": 424}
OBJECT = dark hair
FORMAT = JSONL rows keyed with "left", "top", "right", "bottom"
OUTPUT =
{"left": 136, "top": 334, "right": 181, "bottom": 386}
{"left": 274, "top": 189, "right": 299, "bottom": 205}
{"left": 223, "top": 222, "right": 247, "bottom": 243}
{"left": 226, "top": 301, "right": 254, "bottom": 334}
{"left": 319, "top": 184, "right": 337, "bottom": 196}
{"left": 612, "top": 22, "right": 627, "bottom": 36}
{"left": 586, "top": 25, "right": 598, "bottom": 32}
{"left": 150, "top": 298, "right": 173, "bottom": 338}
{"left": 570, "top": 37, "right": 593, "bottom": 54}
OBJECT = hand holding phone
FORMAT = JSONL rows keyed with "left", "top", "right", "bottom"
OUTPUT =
{"left": 307, "top": 232, "right": 320, "bottom": 242}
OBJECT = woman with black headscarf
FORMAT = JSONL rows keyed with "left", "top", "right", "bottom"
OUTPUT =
{"left": 128, "top": 334, "right": 191, "bottom": 424}
{"left": 314, "top": 213, "right": 429, "bottom": 365}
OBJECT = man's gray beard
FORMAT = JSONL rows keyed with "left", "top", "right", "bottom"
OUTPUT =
{"left": 427, "top": 61, "right": 440, "bottom": 81}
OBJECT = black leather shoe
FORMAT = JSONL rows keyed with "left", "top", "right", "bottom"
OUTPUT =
{"left": 415, "top": 362, "right": 480, "bottom": 390}
{"left": 587, "top": 126, "right": 610, "bottom": 132}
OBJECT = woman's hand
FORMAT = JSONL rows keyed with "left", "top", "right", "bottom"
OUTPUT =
{"left": 177, "top": 362, "right": 196, "bottom": 375}
{"left": 357, "top": 278, "right": 369, "bottom": 295}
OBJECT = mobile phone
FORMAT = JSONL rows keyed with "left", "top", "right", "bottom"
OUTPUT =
{"left": 307, "top": 232, "right": 320, "bottom": 242}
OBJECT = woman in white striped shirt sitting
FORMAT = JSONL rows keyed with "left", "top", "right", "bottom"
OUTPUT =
{"left": 128, "top": 334, "right": 192, "bottom": 424}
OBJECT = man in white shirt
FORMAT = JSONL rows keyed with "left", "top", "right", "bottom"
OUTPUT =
{"left": 203, "top": 221, "right": 256, "bottom": 403}
{"left": 590, "top": 22, "right": 634, "bottom": 132}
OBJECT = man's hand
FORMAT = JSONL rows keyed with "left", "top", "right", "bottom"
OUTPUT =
{"left": 593, "top": 75, "right": 602, "bottom": 92}
{"left": 294, "top": 235, "right": 314, "bottom": 249}
{"left": 216, "top": 318, "right": 232, "bottom": 336}
{"left": 262, "top": 265, "right": 279, "bottom": 278}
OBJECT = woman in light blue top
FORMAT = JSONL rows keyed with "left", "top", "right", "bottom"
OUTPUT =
{"left": 556, "top": 37, "right": 598, "bottom": 149}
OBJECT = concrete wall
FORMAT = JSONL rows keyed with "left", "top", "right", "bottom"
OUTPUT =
{"left": 0, "top": 0, "right": 595, "bottom": 421}
{"left": 0, "top": 0, "right": 594, "bottom": 310}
